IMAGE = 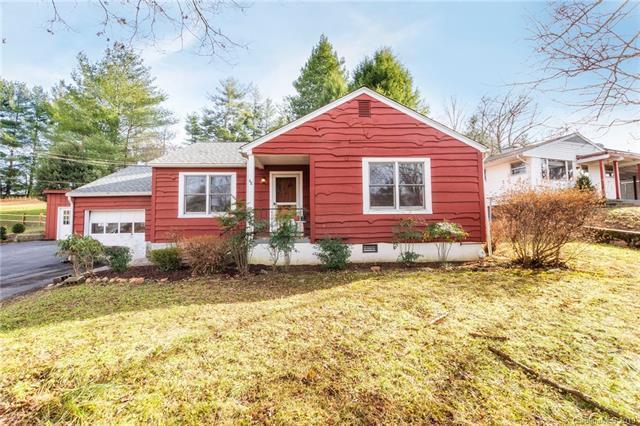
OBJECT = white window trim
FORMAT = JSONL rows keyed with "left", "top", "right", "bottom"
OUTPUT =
{"left": 178, "top": 171, "right": 237, "bottom": 218}
{"left": 362, "top": 157, "right": 432, "bottom": 215}
{"left": 510, "top": 161, "right": 527, "bottom": 176}
{"left": 541, "top": 158, "right": 573, "bottom": 181}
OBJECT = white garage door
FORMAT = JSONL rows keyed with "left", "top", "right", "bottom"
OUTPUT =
{"left": 89, "top": 210, "right": 147, "bottom": 259}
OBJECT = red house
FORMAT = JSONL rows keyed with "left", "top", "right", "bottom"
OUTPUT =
{"left": 46, "top": 88, "right": 488, "bottom": 264}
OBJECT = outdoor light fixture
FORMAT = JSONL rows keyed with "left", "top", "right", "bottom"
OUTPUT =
{"left": 260, "top": 177, "right": 267, "bottom": 184}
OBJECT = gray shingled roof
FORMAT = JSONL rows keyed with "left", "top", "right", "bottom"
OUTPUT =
{"left": 148, "top": 142, "right": 246, "bottom": 166}
{"left": 484, "top": 133, "right": 594, "bottom": 163}
{"left": 69, "top": 165, "right": 152, "bottom": 196}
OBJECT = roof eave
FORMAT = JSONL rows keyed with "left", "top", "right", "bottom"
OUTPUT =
{"left": 68, "top": 191, "right": 152, "bottom": 197}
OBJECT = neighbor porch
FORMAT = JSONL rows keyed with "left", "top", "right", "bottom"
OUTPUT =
{"left": 577, "top": 150, "right": 640, "bottom": 203}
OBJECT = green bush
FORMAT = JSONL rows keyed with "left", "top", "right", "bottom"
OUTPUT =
{"left": 148, "top": 247, "right": 182, "bottom": 272}
{"left": 575, "top": 174, "right": 594, "bottom": 191}
{"left": 393, "top": 218, "right": 423, "bottom": 264}
{"left": 0, "top": 226, "right": 6, "bottom": 241}
{"left": 11, "top": 223, "right": 26, "bottom": 234}
{"left": 314, "top": 238, "right": 351, "bottom": 270}
{"left": 423, "top": 221, "right": 469, "bottom": 264}
{"left": 57, "top": 234, "right": 105, "bottom": 276}
{"left": 105, "top": 246, "right": 132, "bottom": 273}
{"left": 268, "top": 212, "right": 298, "bottom": 271}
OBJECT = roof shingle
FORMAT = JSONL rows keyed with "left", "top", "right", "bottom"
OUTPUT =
{"left": 148, "top": 142, "right": 246, "bottom": 166}
{"left": 68, "top": 165, "right": 152, "bottom": 196}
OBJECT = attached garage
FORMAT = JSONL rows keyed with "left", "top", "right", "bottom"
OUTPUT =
{"left": 59, "top": 165, "right": 153, "bottom": 260}
{"left": 87, "top": 210, "right": 147, "bottom": 258}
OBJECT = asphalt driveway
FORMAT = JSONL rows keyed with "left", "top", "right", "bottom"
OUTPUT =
{"left": 0, "top": 241, "right": 71, "bottom": 301}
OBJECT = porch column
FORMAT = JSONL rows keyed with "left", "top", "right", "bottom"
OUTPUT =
{"left": 246, "top": 153, "right": 255, "bottom": 210}
{"left": 613, "top": 160, "right": 620, "bottom": 199}
{"left": 637, "top": 164, "right": 640, "bottom": 200}
{"left": 599, "top": 160, "right": 606, "bottom": 197}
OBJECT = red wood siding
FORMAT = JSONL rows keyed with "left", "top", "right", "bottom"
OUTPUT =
{"left": 72, "top": 196, "right": 152, "bottom": 240}
{"left": 150, "top": 167, "right": 246, "bottom": 243}
{"left": 44, "top": 190, "right": 70, "bottom": 240}
{"left": 252, "top": 94, "right": 486, "bottom": 243}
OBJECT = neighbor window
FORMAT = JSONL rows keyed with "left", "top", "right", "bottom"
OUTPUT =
{"left": 363, "top": 158, "right": 432, "bottom": 213}
{"left": 179, "top": 172, "right": 236, "bottom": 217}
{"left": 62, "top": 209, "right": 70, "bottom": 225}
{"left": 541, "top": 159, "right": 573, "bottom": 180}
{"left": 510, "top": 161, "right": 526, "bottom": 175}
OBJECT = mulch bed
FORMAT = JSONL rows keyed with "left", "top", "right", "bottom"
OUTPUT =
{"left": 93, "top": 260, "right": 485, "bottom": 283}
{"left": 94, "top": 265, "right": 192, "bottom": 282}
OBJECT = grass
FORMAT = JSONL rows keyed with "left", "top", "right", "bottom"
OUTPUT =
{"left": 0, "top": 198, "right": 46, "bottom": 233}
{"left": 594, "top": 206, "right": 640, "bottom": 231}
{"left": 1, "top": 243, "right": 639, "bottom": 424}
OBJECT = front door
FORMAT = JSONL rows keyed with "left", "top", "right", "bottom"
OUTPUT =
{"left": 57, "top": 207, "right": 72, "bottom": 240}
{"left": 270, "top": 172, "right": 302, "bottom": 231}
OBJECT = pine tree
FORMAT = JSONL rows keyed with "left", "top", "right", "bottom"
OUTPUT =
{"left": 186, "top": 78, "right": 281, "bottom": 143}
{"left": 0, "top": 81, "right": 31, "bottom": 196}
{"left": 350, "top": 47, "right": 427, "bottom": 113}
{"left": 287, "top": 35, "right": 348, "bottom": 118}
{"left": 38, "top": 46, "right": 174, "bottom": 191}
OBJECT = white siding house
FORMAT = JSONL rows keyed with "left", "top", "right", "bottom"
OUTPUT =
{"left": 484, "top": 133, "right": 640, "bottom": 203}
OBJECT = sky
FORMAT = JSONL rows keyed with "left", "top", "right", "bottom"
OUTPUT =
{"left": 1, "top": 0, "right": 638, "bottom": 151}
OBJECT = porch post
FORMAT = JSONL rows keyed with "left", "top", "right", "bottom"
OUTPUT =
{"left": 246, "top": 153, "right": 255, "bottom": 210}
{"left": 613, "top": 160, "right": 620, "bottom": 199}
{"left": 599, "top": 160, "right": 606, "bottom": 197}
{"left": 637, "top": 164, "right": 640, "bottom": 200}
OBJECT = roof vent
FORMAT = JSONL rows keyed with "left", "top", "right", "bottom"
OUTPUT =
{"left": 358, "top": 100, "right": 371, "bottom": 117}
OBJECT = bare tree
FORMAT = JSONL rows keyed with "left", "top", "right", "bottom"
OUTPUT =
{"left": 443, "top": 95, "right": 466, "bottom": 131}
{"left": 529, "top": 0, "right": 640, "bottom": 126}
{"left": 45, "top": 0, "right": 249, "bottom": 58}
{"left": 466, "top": 91, "right": 549, "bottom": 154}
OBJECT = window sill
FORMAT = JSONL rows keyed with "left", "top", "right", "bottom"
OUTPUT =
{"left": 363, "top": 209, "right": 433, "bottom": 215}
{"left": 178, "top": 212, "right": 226, "bottom": 219}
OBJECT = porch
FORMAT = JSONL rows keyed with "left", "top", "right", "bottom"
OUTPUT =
{"left": 577, "top": 150, "right": 640, "bottom": 202}
{"left": 247, "top": 154, "right": 312, "bottom": 239}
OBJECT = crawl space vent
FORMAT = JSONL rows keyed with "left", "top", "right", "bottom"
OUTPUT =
{"left": 362, "top": 244, "right": 378, "bottom": 253}
{"left": 358, "top": 100, "right": 371, "bottom": 117}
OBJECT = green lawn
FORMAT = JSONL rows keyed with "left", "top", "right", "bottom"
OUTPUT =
{"left": 1, "top": 243, "right": 638, "bottom": 424}
{"left": 0, "top": 198, "right": 46, "bottom": 233}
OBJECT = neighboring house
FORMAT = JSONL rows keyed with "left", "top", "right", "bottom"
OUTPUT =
{"left": 484, "top": 133, "right": 640, "bottom": 202}
{"left": 44, "top": 88, "right": 489, "bottom": 264}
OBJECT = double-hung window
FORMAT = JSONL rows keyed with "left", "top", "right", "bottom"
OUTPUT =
{"left": 363, "top": 158, "right": 432, "bottom": 214}
{"left": 510, "top": 161, "right": 526, "bottom": 175}
{"left": 179, "top": 172, "right": 236, "bottom": 217}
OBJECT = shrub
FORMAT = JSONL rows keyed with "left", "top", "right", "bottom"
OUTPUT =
{"left": 148, "top": 247, "right": 182, "bottom": 272}
{"left": 575, "top": 174, "right": 594, "bottom": 191}
{"left": 105, "top": 246, "right": 132, "bottom": 273}
{"left": 268, "top": 212, "right": 298, "bottom": 271}
{"left": 0, "top": 226, "right": 6, "bottom": 241}
{"left": 218, "top": 202, "right": 267, "bottom": 275}
{"left": 495, "top": 188, "right": 600, "bottom": 267}
{"left": 314, "top": 238, "right": 351, "bottom": 270}
{"left": 57, "top": 234, "right": 105, "bottom": 276}
{"left": 423, "top": 221, "right": 469, "bottom": 264}
{"left": 393, "top": 218, "right": 423, "bottom": 264}
{"left": 180, "top": 236, "right": 229, "bottom": 275}
{"left": 11, "top": 223, "right": 25, "bottom": 234}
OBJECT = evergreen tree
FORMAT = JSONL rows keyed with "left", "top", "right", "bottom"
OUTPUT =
{"left": 185, "top": 113, "right": 206, "bottom": 143}
{"left": 0, "top": 80, "right": 50, "bottom": 196}
{"left": 38, "top": 46, "right": 174, "bottom": 190}
{"left": 185, "top": 78, "right": 281, "bottom": 143}
{"left": 287, "top": 35, "right": 348, "bottom": 118}
{"left": 350, "top": 47, "right": 427, "bottom": 113}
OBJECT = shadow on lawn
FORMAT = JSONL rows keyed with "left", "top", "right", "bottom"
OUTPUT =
{"left": 0, "top": 265, "right": 556, "bottom": 333}
{"left": 0, "top": 271, "right": 369, "bottom": 332}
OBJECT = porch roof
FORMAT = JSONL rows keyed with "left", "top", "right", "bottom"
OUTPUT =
{"left": 576, "top": 149, "right": 640, "bottom": 164}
